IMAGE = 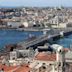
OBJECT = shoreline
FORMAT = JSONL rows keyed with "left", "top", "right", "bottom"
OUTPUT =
{"left": 0, "top": 27, "right": 17, "bottom": 29}
{"left": 0, "top": 27, "right": 43, "bottom": 32}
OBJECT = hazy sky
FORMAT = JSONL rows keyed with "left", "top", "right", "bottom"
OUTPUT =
{"left": 0, "top": 0, "right": 72, "bottom": 7}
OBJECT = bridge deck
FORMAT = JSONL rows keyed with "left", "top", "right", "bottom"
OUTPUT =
{"left": 18, "top": 28, "right": 72, "bottom": 48}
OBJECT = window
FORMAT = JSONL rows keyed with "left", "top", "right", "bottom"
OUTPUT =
{"left": 43, "top": 63, "right": 45, "bottom": 65}
{"left": 59, "top": 62, "right": 61, "bottom": 66}
{"left": 49, "top": 64, "right": 52, "bottom": 66}
{"left": 55, "top": 68, "right": 57, "bottom": 70}
{"left": 42, "top": 66, "right": 46, "bottom": 69}
{"left": 13, "top": 57, "right": 15, "bottom": 60}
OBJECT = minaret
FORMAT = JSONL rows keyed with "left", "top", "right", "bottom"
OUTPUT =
{"left": 57, "top": 14, "right": 59, "bottom": 27}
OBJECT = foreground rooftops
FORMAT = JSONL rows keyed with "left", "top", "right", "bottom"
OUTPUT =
{"left": 34, "top": 52, "right": 56, "bottom": 61}
{"left": 15, "top": 64, "right": 30, "bottom": 72}
{"left": 0, "top": 64, "right": 17, "bottom": 72}
{"left": 0, "top": 64, "right": 30, "bottom": 72}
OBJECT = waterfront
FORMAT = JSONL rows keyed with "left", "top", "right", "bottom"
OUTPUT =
{"left": 0, "top": 29, "right": 72, "bottom": 49}
{"left": 56, "top": 34, "right": 72, "bottom": 48}
{"left": 0, "top": 30, "right": 43, "bottom": 49}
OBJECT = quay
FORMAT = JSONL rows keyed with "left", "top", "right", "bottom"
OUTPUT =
{"left": 16, "top": 27, "right": 43, "bottom": 31}
{"left": 18, "top": 28, "right": 72, "bottom": 49}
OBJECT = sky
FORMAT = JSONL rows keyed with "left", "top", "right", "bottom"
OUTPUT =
{"left": 0, "top": 0, "right": 72, "bottom": 7}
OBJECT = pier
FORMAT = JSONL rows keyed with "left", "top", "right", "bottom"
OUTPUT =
{"left": 18, "top": 28, "right": 72, "bottom": 49}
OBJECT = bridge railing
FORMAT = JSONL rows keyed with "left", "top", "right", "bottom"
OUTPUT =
{"left": 18, "top": 28, "right": 72, "bottom": 48}
{"left": 23, "top": 35, "right": 49, "bottom": 48}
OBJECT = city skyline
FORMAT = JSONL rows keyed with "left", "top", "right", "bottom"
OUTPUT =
{"left": 0, "top": 0, "right": 72, "bottom": 7}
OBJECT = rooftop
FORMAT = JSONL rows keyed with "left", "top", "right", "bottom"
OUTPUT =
{"left": 34, "top": 52, "right": 56, "bottom": 61}
{"left": 0, "top": 64, "right": 30, "bottom": 72}
{"left": 0, "top": 64, "right": 17, "bottom": 72}
{"left": 15, "top": 64, "right": 30, "bottom": 72}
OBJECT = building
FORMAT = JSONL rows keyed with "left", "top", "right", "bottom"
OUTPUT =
{"left": 7, "top": 21, "right": 22, "bottom": 28}
{"left": 9, "top": 49, "right": 35, "bottom": 66}
{"left": 29, "top": 44, "right": 65, "bottom": 72}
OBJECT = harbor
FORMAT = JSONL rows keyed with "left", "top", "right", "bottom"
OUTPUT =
{"left": 0, "top": 29, "right": 43, "bottom": 49}
{"left": 0, "top": 28, "right": 72, "bottom": 50}
{"left": 18, "top": 28, "right": 72, "bottom": 49}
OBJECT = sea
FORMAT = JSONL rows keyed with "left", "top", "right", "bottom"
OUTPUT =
{"left": 0, "top": 29, "right": 72, "bottom": 49}
{"left": 0, "top": 29, "right": 43, "bottom": 49}
{"left": 56, "top": 34, "right": 72, "bottom": 48}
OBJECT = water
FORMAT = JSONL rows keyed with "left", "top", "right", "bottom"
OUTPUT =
{"left": 56, "top": 34, "right": 72, "bottom": 48}
{"left": 0, "top": 29, "right": 72, "bottom": 49}
{"left": 0, "top": 30, "right": 43, "bottom": 49}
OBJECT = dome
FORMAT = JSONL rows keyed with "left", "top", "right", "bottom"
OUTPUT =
{"left": 22, "top": 22, "right": 28, "bottom": 27}
{"left": 51, "top": 44, "right": 63, "bottom": 52}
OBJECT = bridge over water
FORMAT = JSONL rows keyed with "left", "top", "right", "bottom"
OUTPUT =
{"left": 18, "top": 28, "right": 72, "bottom": 49}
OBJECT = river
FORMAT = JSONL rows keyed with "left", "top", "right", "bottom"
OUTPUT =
{"left": 0, "top": 30, "right": 43, "bottom": 49}
{"left": 0, "top": 29, "right": 72, "bottom": 49}
{"left": 55, "top": 34, "right": 72, "bottom": 48}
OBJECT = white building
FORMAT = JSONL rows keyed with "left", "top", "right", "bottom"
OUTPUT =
{"left": 29, "top": 44, "right": 65, "bottom": 72}
{"left": 7, "top": 21, "right": 22, "bottom": 28}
